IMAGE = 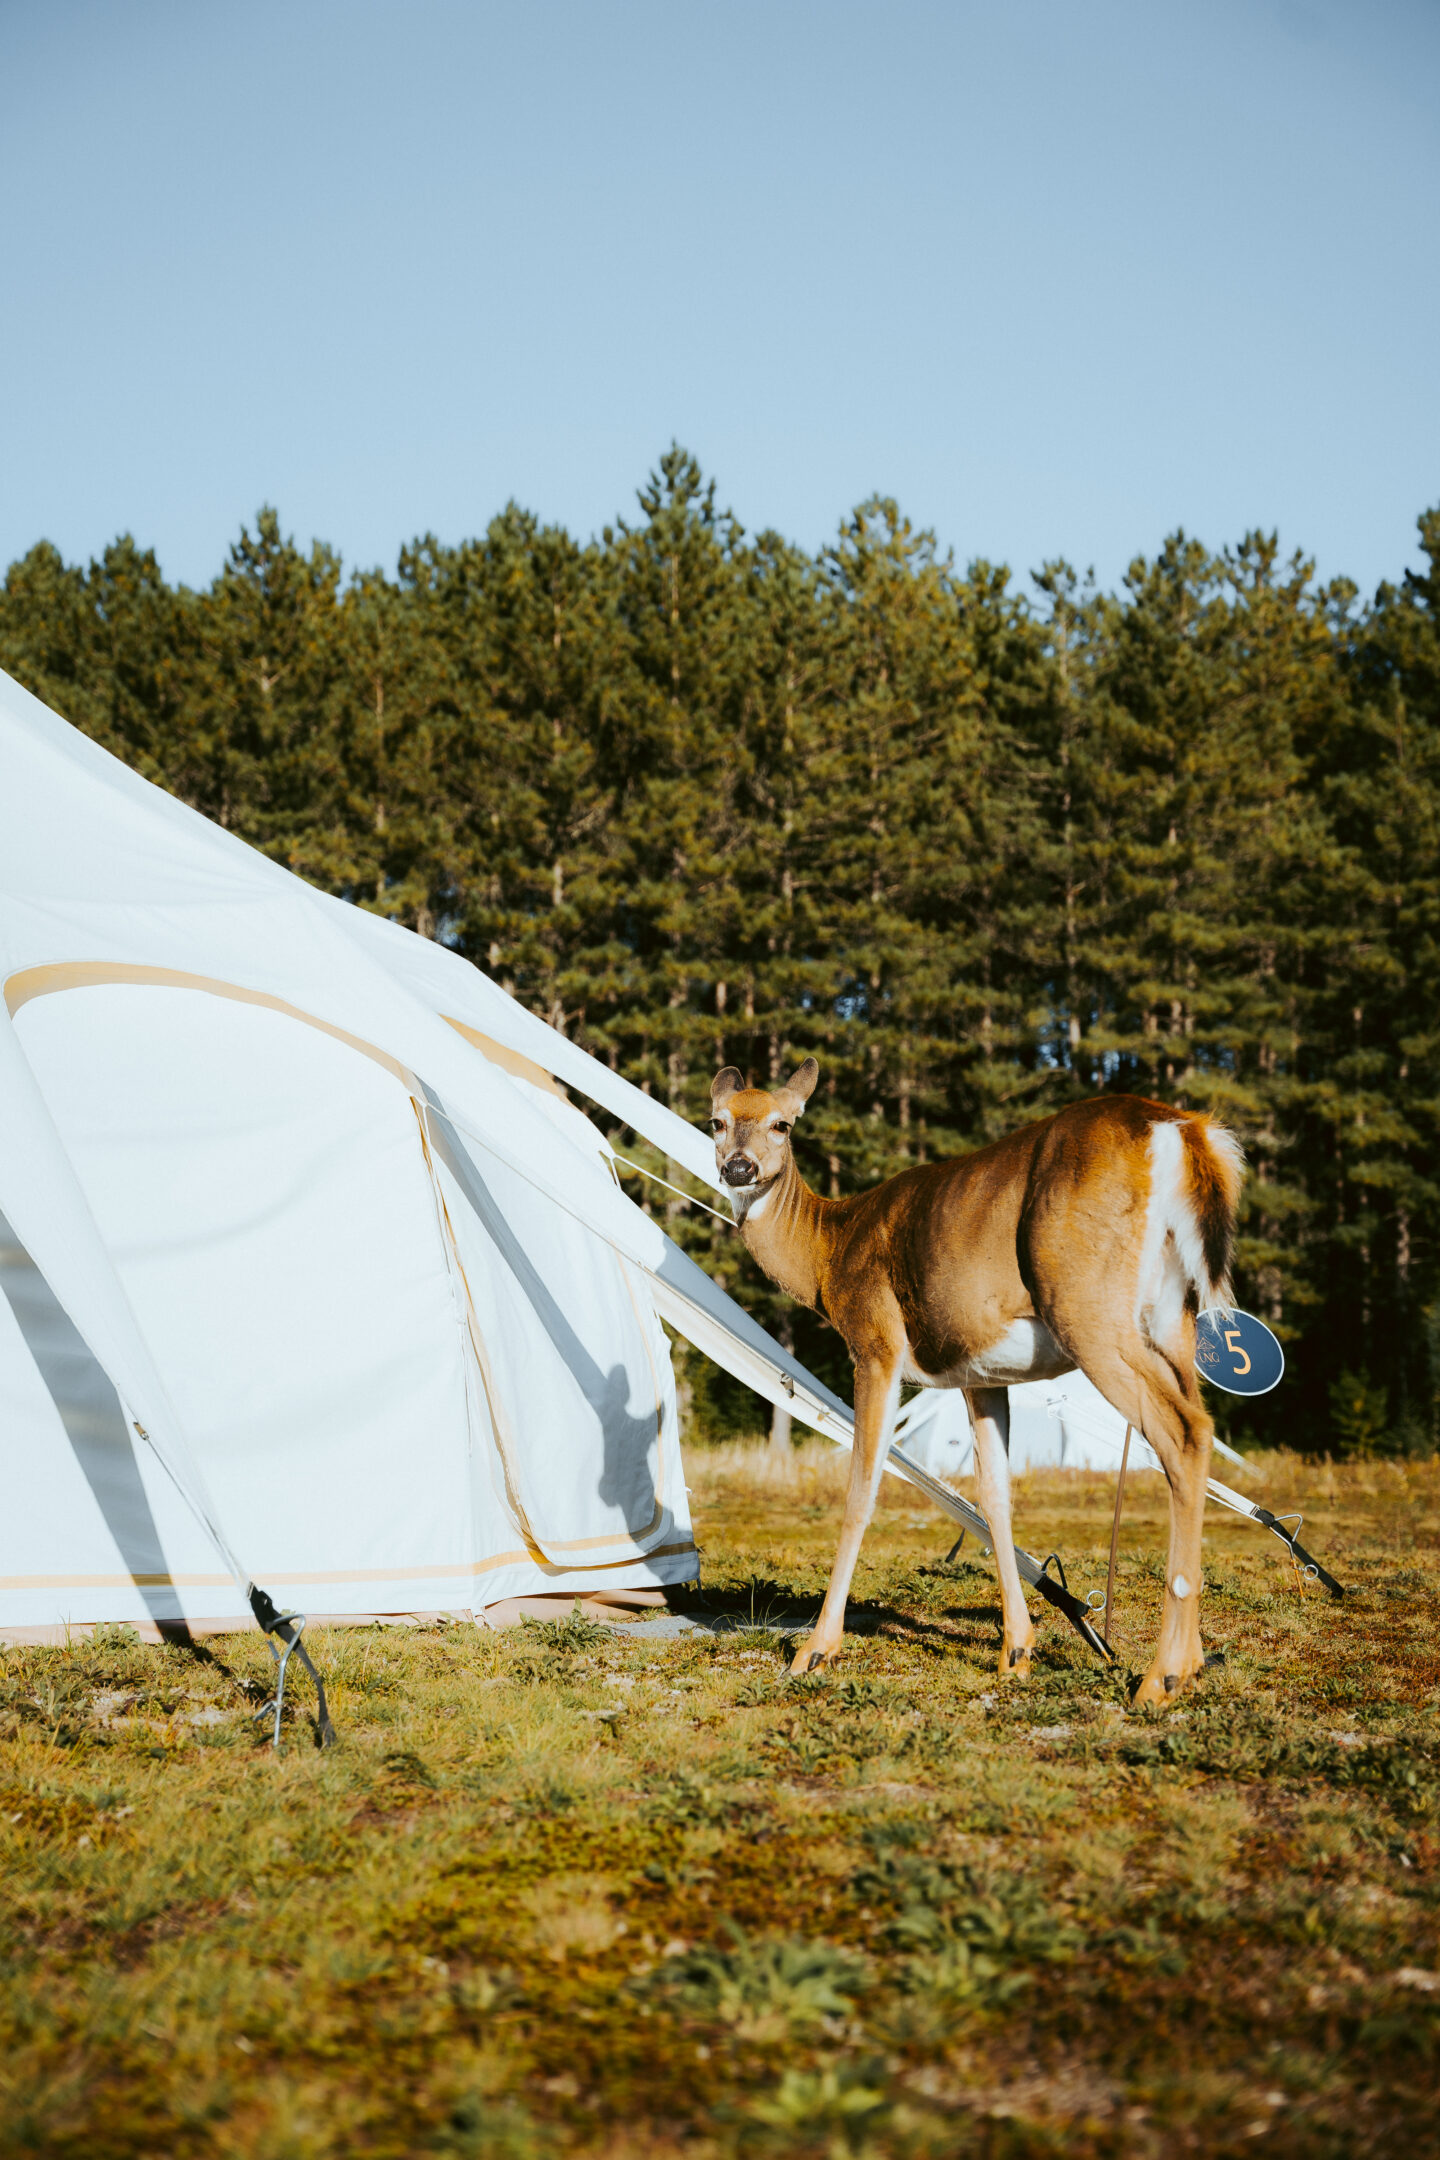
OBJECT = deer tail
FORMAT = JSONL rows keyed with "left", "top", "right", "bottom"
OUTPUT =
{"left": 1137, "top": 1114, "right": 1245, "bottom": 1347}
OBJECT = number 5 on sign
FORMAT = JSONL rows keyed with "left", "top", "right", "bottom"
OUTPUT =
{"left": 1195, "top": 1309, "right": 1284, "bottom": 1396}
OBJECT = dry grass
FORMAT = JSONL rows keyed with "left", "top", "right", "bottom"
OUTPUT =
{"left": 1, "top": 1447, "right": 1438, "bottom": 2158}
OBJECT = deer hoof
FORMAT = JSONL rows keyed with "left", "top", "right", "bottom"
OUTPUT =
{"left": 1133, "top": 1662, "right": 1200, "bottom": 1709}
{"left": 998, "top": 1642, "right": 1034, "bottom": 1677}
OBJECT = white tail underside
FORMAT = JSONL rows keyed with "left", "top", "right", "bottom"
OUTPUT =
{"left": 1135, "top": 1119, "right": 1236, "bottom": 1349}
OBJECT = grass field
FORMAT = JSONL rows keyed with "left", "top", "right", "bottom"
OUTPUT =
{"left": 2, "top": 1445, "right": 1438, "bottom": 2159}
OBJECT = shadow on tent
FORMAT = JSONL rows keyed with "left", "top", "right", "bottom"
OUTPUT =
{"left": 0, "top": 1208, "right": 189, "bottom": 1643}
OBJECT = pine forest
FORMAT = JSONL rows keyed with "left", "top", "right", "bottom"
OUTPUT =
{"left": 6, "top": 448, "right": 1439, "bottom": 1456}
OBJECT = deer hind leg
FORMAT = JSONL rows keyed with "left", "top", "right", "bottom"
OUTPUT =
{"left": 790, "top": 1355, "right": 901, "bottom": 1675}
{"left": 966, "top": 1386, "right": 1035, "bottom": 1678}
{"left": 1077, "top": 1337, "right": 1212, "bottom": 1707}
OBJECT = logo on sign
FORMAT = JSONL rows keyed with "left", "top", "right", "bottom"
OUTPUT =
{"left": 1195, "top": 1309, "right": 1284, "bottom": 1397}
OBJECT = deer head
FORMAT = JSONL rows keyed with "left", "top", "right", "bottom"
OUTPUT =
{"left": 708, "top": 1060, "right": 819, "bottom": 1204}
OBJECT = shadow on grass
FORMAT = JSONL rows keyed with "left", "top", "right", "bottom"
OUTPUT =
{"left": 672, "top": 1574, "right": 1005, "bottom": 1652}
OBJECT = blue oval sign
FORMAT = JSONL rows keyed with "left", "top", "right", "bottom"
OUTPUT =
{"left": 1195, "top": 1308, "right": 1285, "bottom": 1396}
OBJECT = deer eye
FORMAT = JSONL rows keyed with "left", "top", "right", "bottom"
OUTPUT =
{"left": 773, "top": 1120, "right": 791, "bottom": 1136}
{"left": 706, "top": 1118, "right": 725, "bottom": 1134}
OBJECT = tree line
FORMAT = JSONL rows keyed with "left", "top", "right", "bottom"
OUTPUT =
{"left": 5, "top": 447, "right": 1439, "bottom": 1454}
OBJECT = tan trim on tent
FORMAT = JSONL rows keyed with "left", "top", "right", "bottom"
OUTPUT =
{"left": 3, "top": 962, "right": 421, "bottom": 1092}
{"left": 0, "top": 1542, "right": 698, "bottom": 1592}
{"left": 486, "top": 1510, "right": 668, "bottom": 1556}
{"left": 442, "top": 1015, "right": 565, "bottom": 1099}
{"left": 410, "top": 1100, "right": 552, "bottom": 1566}
{"left": 462, "top": 1539, "right": 695, "bottom": 1571}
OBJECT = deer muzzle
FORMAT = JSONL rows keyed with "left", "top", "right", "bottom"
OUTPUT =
{"left": 722, "top": 1153, "right": 759, "bottom": 1188}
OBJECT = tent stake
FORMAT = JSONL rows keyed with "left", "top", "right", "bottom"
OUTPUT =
{"left": 248, "top": 1586, "right": 336, "bottom": 1749}
{"left": 1102, "top": 1425, "right": 1132, "bottom": 1653}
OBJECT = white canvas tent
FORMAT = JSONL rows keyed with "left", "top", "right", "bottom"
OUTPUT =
{"left": 0, "top": 666, "right": 862, "bottom": 1642}
{"left": 897, "top": 1371, "right": 1253, "bottom": 1480}
{"left": 895, "top": 1377, "right": 1126, "bottom": 1478}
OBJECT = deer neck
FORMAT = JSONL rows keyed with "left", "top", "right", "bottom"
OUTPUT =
{"left": 733, "top": 1153, "right": 829, "bottom": 1312}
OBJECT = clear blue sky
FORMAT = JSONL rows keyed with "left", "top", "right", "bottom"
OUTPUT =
{"left": 2, "top": 0, "right": 1437, "bottom": 599}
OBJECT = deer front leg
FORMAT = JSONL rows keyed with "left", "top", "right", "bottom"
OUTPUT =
{"left": 966, "top": 1386, "right": 1036, "bottom": 1678}
{"left": 790, "top": 1356, "right": 901, "bottom": 1675}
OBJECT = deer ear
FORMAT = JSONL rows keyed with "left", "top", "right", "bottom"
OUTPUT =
{"left": 775, "top": 1057, "right": 819, "bottom": 1116}
{"left": 711, "top": 1066, "right": 744, "bottom": 1109}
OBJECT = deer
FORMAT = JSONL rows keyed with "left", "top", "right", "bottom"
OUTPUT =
{"left": 706, "top": 1060, "right": 1244, "bottom": 1708}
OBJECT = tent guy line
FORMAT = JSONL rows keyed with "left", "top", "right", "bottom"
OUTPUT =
{"left": 1042, "top": 1395, "right": 1344, "bottom": 1597}
{"left": 609, "top": 1152, "right": 738, "bottom": 1228}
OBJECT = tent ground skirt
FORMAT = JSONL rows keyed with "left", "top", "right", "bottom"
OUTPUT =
{"left": 0, "top": 1584, "right": 684, "bottom": 1645}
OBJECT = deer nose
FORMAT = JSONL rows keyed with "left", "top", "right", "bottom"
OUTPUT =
{"left": 722, "top": 1153, "right": 758, "bottom": 1187}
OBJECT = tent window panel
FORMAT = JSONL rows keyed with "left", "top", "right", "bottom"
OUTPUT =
{"left": 429, "top": 1126, "right": 675, "bottom": 1560}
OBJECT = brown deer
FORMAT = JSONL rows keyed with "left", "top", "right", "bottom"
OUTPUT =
{"left": 707, "top": 1061, "right": 1243, "bottom": 1707}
